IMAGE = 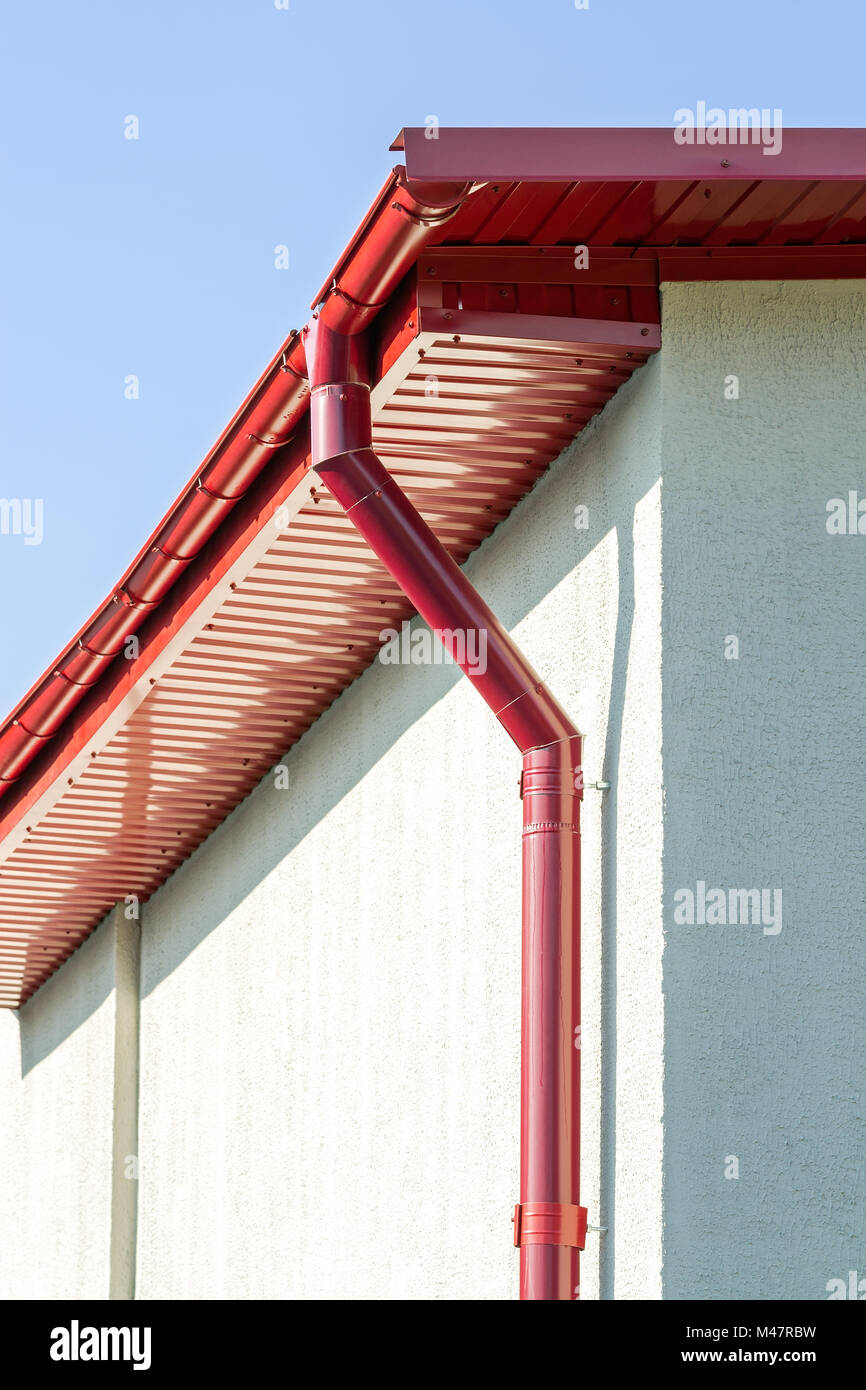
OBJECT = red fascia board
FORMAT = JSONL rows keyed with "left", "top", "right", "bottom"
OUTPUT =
{"left": 418, "top": 306, "right": 660, "bottom": 355}
{"left": 422, "top": 246, "right": 659, "bottom": 286}
{"left": 393, "top": 126, "right": 866, "bottom": 183}
{"left": 651, "top": 245, "right": 866, "bottom": 280}
{"left": 415, "top": 244, "right": 866, "bottom": 283}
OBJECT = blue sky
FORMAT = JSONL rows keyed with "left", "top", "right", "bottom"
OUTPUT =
{"left": 1, "top": 0, "right": 864, "bottom": 714}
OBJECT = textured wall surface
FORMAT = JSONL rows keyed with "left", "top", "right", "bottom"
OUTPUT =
{"left": 135, "top": 355, "right": 665, "bottom": 1301}
{"left": 659, "top": 280, "right": 866, "bottom": 1300}
{"left": 0, "top": 916, "right": 115, "bottom": 1298}
{"left": 4, "top": 280, "right": 858, "bottom": 1302}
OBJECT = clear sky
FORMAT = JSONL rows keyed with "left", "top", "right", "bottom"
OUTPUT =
{"left": 1, "top": 0, "right": 864, "bottom": 715}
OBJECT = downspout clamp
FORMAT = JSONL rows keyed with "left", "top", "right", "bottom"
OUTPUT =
{"left": 305, "top": 313, "right": 586, "bottom": 1302}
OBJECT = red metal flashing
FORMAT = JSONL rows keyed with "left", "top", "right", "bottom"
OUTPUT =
{"left": 394, "top": 125, "right": 866, "bottom": 182}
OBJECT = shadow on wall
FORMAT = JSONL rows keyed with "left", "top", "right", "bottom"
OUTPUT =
{"left": 18, "top": 914, "right": 114, "bottom": 1073}
{"left": 597, "top": 511, "right": 634, "bottom": 1300}
{"left": 15, "top": 358, "right": 663, "bottom": 1308}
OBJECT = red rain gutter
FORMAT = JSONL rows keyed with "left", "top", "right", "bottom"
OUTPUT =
{"left": 0, "top": 169, "right": 470, "bottom": 804}
{"left": 306, "top": 312, "right": 585, "bottom": 1301}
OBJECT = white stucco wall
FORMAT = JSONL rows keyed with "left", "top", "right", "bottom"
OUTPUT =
{"left": 658, "top": 279, "right": 866, "bottom": 1300}
{"left": 0, "top": 916, "right": 115, "bottom": 1298}
{"left": 3, "top": 279, "right": 861, "bottom": 1302}
{"left": 134, "top": 354, "right": 665, "bottom": 1301}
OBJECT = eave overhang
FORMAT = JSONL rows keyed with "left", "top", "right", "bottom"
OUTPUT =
{"left": 1, "top": 125, "right": 864, "bottom": 1005}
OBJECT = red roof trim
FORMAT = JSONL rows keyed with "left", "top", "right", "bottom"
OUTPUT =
{"left": 394, "top": 126, "right": 866, "bottom": 183}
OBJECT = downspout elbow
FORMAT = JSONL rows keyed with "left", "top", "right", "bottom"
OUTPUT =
{"left": 304, "top": 317, "right": 582, "bottom": 764}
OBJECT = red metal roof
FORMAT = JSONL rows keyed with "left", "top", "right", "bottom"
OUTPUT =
{"left": 1, "top": 127, "right": 864, "bottom": 1006}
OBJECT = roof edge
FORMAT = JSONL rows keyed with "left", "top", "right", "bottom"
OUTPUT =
{"left": 396, "top": 125, "right": 866, "bottom": 183}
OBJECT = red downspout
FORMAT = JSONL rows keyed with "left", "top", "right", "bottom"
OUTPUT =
{"left": 306, "top": 316, "right": 585, "bottom": 1301}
